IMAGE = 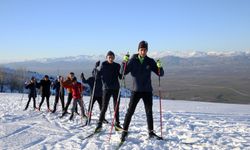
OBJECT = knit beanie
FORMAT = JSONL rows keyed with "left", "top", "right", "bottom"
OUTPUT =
{"left": 138, "top": 40, "right": 148, "bottom": 50}
{"left": 106, "top": 51, "right": 115, "bottom": 57}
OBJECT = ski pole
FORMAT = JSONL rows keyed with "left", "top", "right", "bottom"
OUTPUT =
{"left": 157, "top": 62, "right": 163, "bottom": 137}
{"left": 108, "top": 103, "right": 112, "bottom": 121}
{"left": 86, "top": 66, "right": 99, "bottom": 125}
{"left": 20, "top": 92, "right": 25, "bottom": 107}
{"left": 108, "top": 61, "right": 127, "bottom": 142}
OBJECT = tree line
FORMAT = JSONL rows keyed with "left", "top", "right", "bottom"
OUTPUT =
{"left": 0, "top": 66, "right": 29, "bottom": 93}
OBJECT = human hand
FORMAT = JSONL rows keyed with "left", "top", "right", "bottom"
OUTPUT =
{"left": 156, "top": 59, "right": 162, "bottom": 68}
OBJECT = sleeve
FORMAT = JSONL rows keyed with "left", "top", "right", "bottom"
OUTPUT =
{"left": 25, "top": 83, "right": 30, "bottom": 89}
{"left": 121, "top": 59, "right": 131, "bottom": 76}
{"left": 99, "top": 62, "right": 104, "bottom": 77}
{"left": 117, "top": 63, "right": 122, "bottom": 79}
{"left": 81, "top": 75, "right": 88, "bottom": 84}
{"left": 61, "top": 79, "right": 72, "bottom": 89}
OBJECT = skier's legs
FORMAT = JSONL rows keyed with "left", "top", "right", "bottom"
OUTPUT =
{"left": 88, "top": 97, "right": 97, "bottom": 114}
{"left": 112, "top": 90, "right": 120, "bottom": 124}
{"left": 122, "top": 92, "right": 141, "bottom": 131}
{"left": 98, "top": 90, "right": 112, "bottom": 123}
{"left": 64, "top": 93, "right": 72, "bottom": 112}
{"left": 71, "top": 99, "right": 77, "bottom": 115}
{"left": 32, "top": 97, "right": 36, "bottom": 109}
{"left": 53, "top": 95, "right": 59, "bottom": 111}
{"left": 78, "top": 99, "right": 86, "bottom": 116}
{"left": 142, "top": 92, "right": 154, "bottom": 131}
{"left": 25, "top": 97, "right": 32, "bottom": 110}
{"left": 46, "top": 95, "right": 50, "bottom": 109}
{"left": 60, "top": 94, "right": 65, "bottom": 110}
{"left": 39, "top": 96, "right": 45, "bottom": 110}
{"left": 96, "top": 96, "right": 103, "bottom": 111}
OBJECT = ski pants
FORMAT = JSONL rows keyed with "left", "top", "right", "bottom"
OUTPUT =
{"left": 39, "top": 95, "right": 50, "bottom": 109}
{"left": 88, "top": 96, "right": 103, "bottom": 113}
{"left": 53, "top": 94, "right": 65, "bottom": 112}
{"left": 123, "top": 91, "right": 154, "bottom": 132}
{"left": 25, "top": 96, "right": 36, "bottom": 109}
{"left": 71, "top": 98, "right": 85, "bottom": 117}
{"left": 64, "top": 93, "right": 77, "bottom": 113}
{"left": 98, "top": 89, "right": 120, "bottom": 124}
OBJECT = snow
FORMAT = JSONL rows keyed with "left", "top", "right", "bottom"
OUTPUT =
{"left": 147, "top": 50, "right": 250, "bottom": 58}
{"left": 1, "top": 93, "right": 250, "bottom": 149}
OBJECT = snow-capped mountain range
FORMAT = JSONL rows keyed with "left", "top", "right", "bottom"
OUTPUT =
{"left": 34, "top": 50, "right": 250, "bottom": 63}
{"left": 148, "top": 50, "right": 250, "bottom": 58}
{"left": 1, "top": 50, "right": 250, "bottom": 77}
{"left": 1, "top": 50, "right": 250, "bottom": 104}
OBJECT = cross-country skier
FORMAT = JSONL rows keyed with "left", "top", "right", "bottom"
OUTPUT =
{"left": 60, "top": 72, "right": 78, "bottom": 117}
{"left": 94, "top": 51, "right": 122, "bottom": 132}
{"left": 38, "top": 75, "right": 52, "bottom": 111}
{"left": 120, "top": 40, "right": 164, "bottom": 142}
{"left": 81, "top": 62, "right": 108, "bottom": 123}
{"left": 51, "top": 76, "right": 65, "bottom": 113}
{"left": 24, "top": 76, "right": 39, "bottom": 110}
{"left": 61, "top": 77, "right": 87, "bottom": 120}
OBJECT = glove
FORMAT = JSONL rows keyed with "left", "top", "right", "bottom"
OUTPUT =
{"left": 80, "top": 72, "right": 84, "bottom": 79}
{"left": 95, "top": 61, "right": 100, "bottom": 68}
{"left": 123, "top": 53, "right": 130, "bottom": 62}
{"left": 156, "top": 59, "right": 162, "bottom": 68}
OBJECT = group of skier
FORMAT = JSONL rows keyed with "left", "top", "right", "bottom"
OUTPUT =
{"left": 23, "top": 40, "right": 164, "bottom": 142}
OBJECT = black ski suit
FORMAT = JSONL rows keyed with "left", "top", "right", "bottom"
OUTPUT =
{"left": 38, "top": 79, "right": 51, "bottom": 110}
{"left": 97, "top": 61, "right": 122, "bottom": 125}
{"left": 24, "top": 81, "right": 38, "bottom": 110}
{"left": 52, "top": 80, "right": 65, "bottom": 112}
{"left": 121, "top": 54, "right": 164, "bottom": 132}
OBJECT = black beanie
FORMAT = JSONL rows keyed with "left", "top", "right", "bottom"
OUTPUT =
{"left": 138, "top": 40, "right": 148, "bottom": 50}
{"left": 106, "top": 51, "right": 115, "bottom": 57}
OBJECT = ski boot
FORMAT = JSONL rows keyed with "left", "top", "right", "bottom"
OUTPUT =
{"left": 149, "top": 131, "right": 163, "bottom": 140}
{"left": 114, "top": 123, "right": 123, "bottom": 131}
{"left": 120, "top": 131, "right": 128, "bottom": 142}
{"left": 94, "top": 122, "right": 102, "bottom": 133}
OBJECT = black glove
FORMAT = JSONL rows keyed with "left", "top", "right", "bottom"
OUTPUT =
{"left": 95, "top": 60, "right": 100, "bottom": 68}
{"left": 80, "top": 72, "right": 84, "bottom": 79}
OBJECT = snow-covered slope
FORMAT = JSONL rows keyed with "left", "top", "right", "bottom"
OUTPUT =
{"left": 0, "top": 93, "right": 250, "bottom": 149}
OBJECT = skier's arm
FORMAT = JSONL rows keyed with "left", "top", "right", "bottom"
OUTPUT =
{"left": 117, "top": 64, "right": 122, "bottom": 79}
{"left": 120, "top": 53, "right": 131, "bottom": 76}
{"left": 60, "top": 78, "right": 72, "bottom": 89}
{"left": 25, "top": 83, "right": 30, "bottom": 89}
{"left": 81, "top": 73, "right": 89, "bottom": 84}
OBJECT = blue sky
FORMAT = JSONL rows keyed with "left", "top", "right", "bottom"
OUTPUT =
{"left": 0, "top": 0, "right": 250, "bottom": 62}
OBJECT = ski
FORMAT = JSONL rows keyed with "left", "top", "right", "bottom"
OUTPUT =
{"left": 114, "top": 126, "right": 124, "bottom": 132}
{"left": 78, "top": 132, "right": 96, "bottom": 140}
{"left": 115, "top": 141, "right": 124, "bottom": 150}
{"left": 78, "top": 129, "right": 103, "bottom": 140}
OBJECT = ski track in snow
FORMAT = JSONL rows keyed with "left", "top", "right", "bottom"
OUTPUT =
{"left": 0, "top": 93, "right": 250, "bottom": 150}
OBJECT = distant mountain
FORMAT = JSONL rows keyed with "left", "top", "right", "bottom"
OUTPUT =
{"left": 1, "top": 51, "right": 250, "bottom": 104}
{"left": 2, "top": 51, "right": 250, "bottom": 76}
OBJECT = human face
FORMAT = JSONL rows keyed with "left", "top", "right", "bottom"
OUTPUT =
{"left": 138, "top": 48, "right": 147, "bottom": 57}
{"left": 69, "top": 73, "right": 74, "bottom": 80}
{"left": 107, "top": 55, "right": 114, "bottom": 64}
